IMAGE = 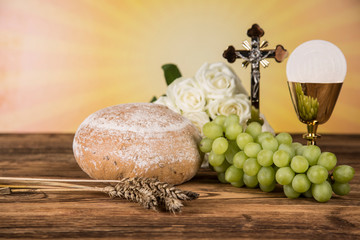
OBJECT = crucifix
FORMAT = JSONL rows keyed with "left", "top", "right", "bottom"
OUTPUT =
{"left": 223, "top": 24, "right": 288, "bottom": 125}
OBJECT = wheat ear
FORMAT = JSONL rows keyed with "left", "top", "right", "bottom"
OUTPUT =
{"left": 0, "top": 176, "right": 199, "bottom": 213}
{"left": 102, "top": 177, "right": 199, "bottom": 213}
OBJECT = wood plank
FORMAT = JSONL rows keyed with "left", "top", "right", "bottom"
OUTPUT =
{"left": 0, "top": 134, "right": 359, "bottom": 239}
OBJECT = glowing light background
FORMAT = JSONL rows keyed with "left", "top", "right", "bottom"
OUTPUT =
{"left": 0, "top": 0, "right": 359, "bottom": 133}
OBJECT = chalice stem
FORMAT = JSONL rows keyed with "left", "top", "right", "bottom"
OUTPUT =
{"left": 304, "top": 122, "right": 320, "bottom": 145}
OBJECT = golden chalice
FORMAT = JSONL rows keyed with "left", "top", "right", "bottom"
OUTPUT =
{"left": 286, "top": 40, "right": 347, "bottom": 145}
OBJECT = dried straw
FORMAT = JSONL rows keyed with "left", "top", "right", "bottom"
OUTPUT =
{"left": 0, "top": 176, "right": 199, "bottom": 213}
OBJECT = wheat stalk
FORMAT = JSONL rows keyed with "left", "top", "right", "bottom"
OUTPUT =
{"left": 103, "top": 177, "right": 199, "bottom": 213}
{"left": 0, "top": 177, "right": 199, "bottom": 213}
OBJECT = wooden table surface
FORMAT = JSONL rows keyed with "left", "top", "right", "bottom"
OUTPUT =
{"left": 0, "top": 134, "right": 359, "bottom": 239}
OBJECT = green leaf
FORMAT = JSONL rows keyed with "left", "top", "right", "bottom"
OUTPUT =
{"left": 150, "top": 96, "right": 157, "bottom": 103}
{"left": 162, "top": 64, "right": 182, "bottom": 86}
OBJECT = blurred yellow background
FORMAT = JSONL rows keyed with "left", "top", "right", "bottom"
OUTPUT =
{"left": 0, "top": 0, "right": 359, "bottom": 133}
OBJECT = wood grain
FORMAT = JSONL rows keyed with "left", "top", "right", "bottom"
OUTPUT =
{"left": 0, "top": 134, "right": 359, "bottom": 239}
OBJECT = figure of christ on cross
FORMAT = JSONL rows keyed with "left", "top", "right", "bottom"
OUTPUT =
{"left": 223, "top": 24, "right": 288, "bottom": 125}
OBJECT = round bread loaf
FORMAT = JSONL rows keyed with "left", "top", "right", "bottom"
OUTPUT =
{"left": 73, "top": 103, "right": 202, "bottom": 185}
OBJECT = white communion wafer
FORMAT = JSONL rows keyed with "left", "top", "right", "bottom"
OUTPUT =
{"left": 286, "top": 40, "right": 347, "bottom": 83}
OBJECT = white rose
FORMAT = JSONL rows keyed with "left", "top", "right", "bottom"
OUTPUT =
{"left": 195, "top": 62, "right": 248, "bottom": 100}
{"left": 166, "top": 77, "right": 206, "bottom": 113}
{"left": 260, "top": 113, "right": 275, "bottom": 134}
{"left": 182, "top": 111, "right": 210, "bottom": 134}
{"left": 207, "top": 93, "right": 251, "bottom": 125}
{"left": 154, "top": 96, "right": 180, "bottom": 114}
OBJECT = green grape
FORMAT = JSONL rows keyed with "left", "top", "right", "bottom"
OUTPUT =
{"left": 213, "top": 115, "right": 227, "bottom": 128}
{"left": 278, "top": 143, "right": 296, "bottom": 158}
{"left": 225, "top": 165, "right": 244, "bottom": 183}
{"left": 212, "top": 160, "right": 230, "bottom": 173}
{"left": 236, "top": 133, "right": 254, "bottom": 150}
{"left": 283, "top": 184, "right": 301, "bottom": 199}
{"left": 291, "top": 142, "right": 303, "bottom": 151}
{"left": 276, "top": 132, "right": 293, "bottom": 145}
{"left": 312, "top": 181, "right": 332, "bottom": 202}
{"left": 261, "top": 137, "right": 279, "bottom": 152}
{"left": 257, "top": 166, "right": 275, "bottom": 186}
{"left": 245, "top": 122, "right": 262, "bottom": 139}
{"left": 302, "top": 188, "right": 313, "bottom": 198}
{"left": 302, "top": 145, "right": 321, "bottom": 166}
{"left": 273, "top": 150, "right": 291, "bottom": 167}
{"left": 244, "top": 142, "right": 262, "bottom": 158}
{"left": 259, "top": 181, "right": 276, "bottom": 192}
{"left": 290, "top": 156, "right": 309, "bottom": 173}
{"left": 296, "top": 145, "right": 307, "bottom": 156}
{"left": 203, "top": 122, "right": 223, "bottom": 140}
{"left": 256, "top": 132, "right": 274, "bottom": 144}
{"left": 231, "top": 179, "right": 245, "bottom": 188}
{"left": 208, "top": 151, "right": 225, "bottom": 167}
{"left": 243, "top": 173, "right": 258, "bottom": 188}
{"left": 199, "top": 138, "right": 213, "bottom": 153}
{"left": 224, "top": 141, "right": 240, "bottom": 164}
{"left": 307, "top": 165, "right": 328, "bottom": 184}
{"left": 233, "top": 151, "right": 247, "bottom": 169}
{"left": 317, "top": 152, "right": 337, "bottom": 171}
{"left": 217, "top": 172, "right": 227, "bottom": 183}
{"left": 257, "top": 149, "right": 274, "bottom": 167}
{"left": 332, "top": 182, "right": 350, "bottom": 196}
{"left": 333, "top": 165, "right": 355, "bottom": 183}
{"left": 292, "top": 174, "right": 311, "bottom": 193}
{"left": 243, "top": 158, "right": 261, "bottom": 176}
{"left": 224, "top": 114, "right": 240, "bottom": 130}
{"left": 225, "top": 123, "right": 243, "bottom": 140}
{"left": 275, "top": 167, "right": 295, "bottom": 185}
{"left": 212, "top": 137, "right": 229, "bottom": 155}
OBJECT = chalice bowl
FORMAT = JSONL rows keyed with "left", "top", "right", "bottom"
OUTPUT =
{"left": 286, "top": 40, "right": 347, "bottom": 145}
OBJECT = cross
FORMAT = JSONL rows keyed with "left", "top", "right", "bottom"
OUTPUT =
{"left": 223, "top": 24, "right": 288, "bottom": 125}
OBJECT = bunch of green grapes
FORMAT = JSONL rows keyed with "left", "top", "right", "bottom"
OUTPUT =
{"left": 295, "top": 83, "right": 319, "bottom": 121}
{"left": 199, "top": 114, "right": 355, "bottom": 202}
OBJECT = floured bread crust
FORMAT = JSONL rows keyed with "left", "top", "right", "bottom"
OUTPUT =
{"left": 73, "top": 103, "right": 202, "bottom": 185}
